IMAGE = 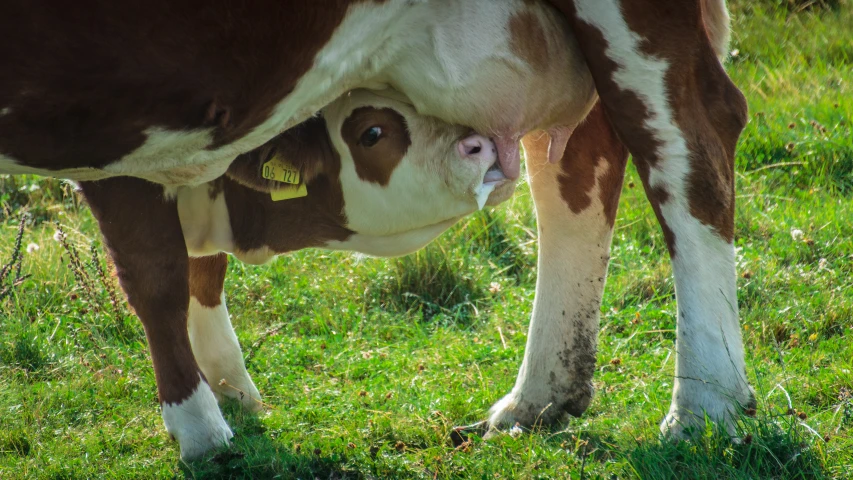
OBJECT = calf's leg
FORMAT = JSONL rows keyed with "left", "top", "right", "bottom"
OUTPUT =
{"left": 79, "top": 178, "right": 232, "bottom": 460}
{"left": 548, "top": 0, "right": 754, "bottom": 435}
{"left": 487, "top": 103, "right": 627, "bottom": 431}
{"left": 188, "top": 253, "right": 262, "bottom": 411}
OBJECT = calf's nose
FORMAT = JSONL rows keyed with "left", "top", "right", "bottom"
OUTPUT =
{"left": 457, "top": 134, "right": 497, "bottom": 164}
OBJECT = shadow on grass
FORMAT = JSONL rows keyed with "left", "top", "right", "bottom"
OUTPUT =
{"left": 377, "top": 245, "right": 488, "bottom": 327}
{"left": 179, "top": 401, "right": 363, "bottom": 480}
{"left": 458, "top": 412, "right": 829, "bottom": 479}
{"left": 625, "top": 416, "right": 827, "bottom": 480}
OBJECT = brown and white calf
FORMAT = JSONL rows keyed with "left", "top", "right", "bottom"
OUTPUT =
{"left": 161, "top": 95, "right": 619, "bottom": 459}
{"left": 1, "top": 0, "right": 752, "bottom": 459}
{"left": 153, "top": 89, "right": 518, "bottom": 458}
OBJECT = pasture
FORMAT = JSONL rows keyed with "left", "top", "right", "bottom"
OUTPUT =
{"left": 1, "top": 2, "right": 852, "bottom": 478}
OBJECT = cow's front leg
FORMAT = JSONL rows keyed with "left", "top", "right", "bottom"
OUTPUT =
{"left": 557, "top": 0, "right": 755, "bottom": 436}
{"left": 487, "top": 104, "right": 628, "bottom": 432}
{"left": 188, "top": 253, "right": 262, "bottom": 412}
{"left": 79, "top": 178, "right": 232, "bottom": 460}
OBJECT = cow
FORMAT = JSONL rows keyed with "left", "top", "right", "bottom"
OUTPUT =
{"left": 0, "top": 0, "right": 752, "bottom": 460}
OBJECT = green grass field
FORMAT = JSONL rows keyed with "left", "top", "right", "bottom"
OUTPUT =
{"left": 1, "top": 2, "right": 852, "bottom": 478}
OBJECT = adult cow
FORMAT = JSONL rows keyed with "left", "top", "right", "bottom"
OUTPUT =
{"left": 0, "top": 0, "right": 751, "bottom": 459}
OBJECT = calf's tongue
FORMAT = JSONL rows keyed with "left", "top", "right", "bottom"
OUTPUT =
{"left": 492, "top": 136, "right": 521, "bottom": 181}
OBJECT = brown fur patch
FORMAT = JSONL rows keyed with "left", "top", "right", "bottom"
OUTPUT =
{"left": 555, "top": 103, "right": 628, "bottom": 226}
{"left": 224, "top": 139, "right": 352, "bottom": 254}
{"left": 226, "top": 115, "right": 335, "bottom": 193}
{"left": 615, "top": 1, "right": 745, "bottom": 243}
{"left": 189, "top": 254, "right": 228, "bottom": 308}
{"left": 509, "top": 11, "right": 549, "bottom": 73}
{"left": 681, "top": 39, "right": 747, "bottom": 243}
{"left": 0, "top": 1, "right": 372, "bottom": 171}
{"left": 340, "top": 107, "right": 411, "bottom": 186}
{"left": 79, "top": 177, "right": 201, "bottom": 404}
{"left": 555, "top": 0, "right": 747, "bottom": 253}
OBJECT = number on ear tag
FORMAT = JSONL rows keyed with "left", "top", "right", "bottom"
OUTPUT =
{"left": 262, "top": 154, "right": 301, "bottom": 185}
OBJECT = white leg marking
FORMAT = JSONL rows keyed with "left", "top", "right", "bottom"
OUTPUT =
{"left": 662, "top": 224, "right": 748, "bottom": 435}
{"left": 574, "top": 1, "right": 750, "bottom": 435}
{"left": 161, "top": 375, "right": 233, "bottom": 460}
{"left": 177, "top": 184, "right": 235, "bottom": 257}
{"left": 488, "top": 147, "right": 613, "bottom": 430}
{"left": 188, "top": 296, "right": 262, "bottom": 412}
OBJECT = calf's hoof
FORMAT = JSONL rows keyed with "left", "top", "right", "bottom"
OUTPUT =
{"left": 161, "top": 382, "right": 235, "bottom": 460}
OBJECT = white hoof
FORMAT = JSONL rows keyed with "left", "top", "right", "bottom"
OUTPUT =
{"left": 486, "top": 384, "right": 591, "bottom": 434}
{"left": 660, "top": 410, "right": 718, "bottom": 439}
{"left": 660, "top": 386, "right": 754, "bottom": 439}
{"left": 162, "top": 379, "right": 234, "bottom": 460}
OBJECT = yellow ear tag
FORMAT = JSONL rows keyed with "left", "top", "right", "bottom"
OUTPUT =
{"left": 270, "top": 183, "right": 308, "bottom": 201}
{"left": 262, "top": 154, "right": 301, "bottom": 185}
{"left": 262, "top": 154, "right": 307, "bottom": 201}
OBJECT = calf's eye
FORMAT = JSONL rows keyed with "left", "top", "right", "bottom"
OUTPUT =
{"left": 359, "top": 126, "right": 383, "bottom": 147}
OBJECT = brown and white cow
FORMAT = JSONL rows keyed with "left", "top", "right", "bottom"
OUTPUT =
{"left": 0, "top": 0, "right": 752, "bottom": 460}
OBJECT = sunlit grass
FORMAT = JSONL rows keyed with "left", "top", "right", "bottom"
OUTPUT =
{"left": 1, "top": 1, "right": 851, "bottom": 478}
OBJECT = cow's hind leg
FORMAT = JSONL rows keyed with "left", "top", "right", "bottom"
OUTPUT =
{"left": 561, "top": 0, "right": 754, "bottom": 436}
{"left": 79, "top": 178, "right": 232, "bottom": 460}
{"left": 487, "top": 103, "right": 627, "bottom": 432}
{"left": 188, "top": 253, "right": 262, "bottom": 412}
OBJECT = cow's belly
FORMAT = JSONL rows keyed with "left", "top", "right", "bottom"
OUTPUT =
{"left": 0, "top": 156, "right": 109, "bottom": 181}
{"left": 0, "top": 149, "right": 232, "bottom": 187}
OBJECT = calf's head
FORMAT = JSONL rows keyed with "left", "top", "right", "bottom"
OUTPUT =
{"left": 224, "top": 89, "right": 515, "bottom": 258}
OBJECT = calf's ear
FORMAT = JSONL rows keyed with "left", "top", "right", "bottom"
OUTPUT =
{"left": 226, "top": 115, "right": 337, "bottom": 193}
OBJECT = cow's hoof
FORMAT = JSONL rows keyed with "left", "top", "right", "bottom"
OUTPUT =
{"left": 660, "top": 408, "right": 738, "bottom": 440}
{"left": 660, "top": 389, "right": 755, "bottom": 440}
{"left": 167, "top": 410, "right": 234, "bottom": 460}
{"left": 485, "top": 387, "right": 591, "bottom": 437}
{"left": 174, "top": 421, "right": 234, "bottom": 461}
{"left": 162, "top": 383, "right": 235, "bottom": 460}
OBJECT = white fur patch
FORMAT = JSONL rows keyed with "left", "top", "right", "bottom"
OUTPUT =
{"left": 188, "top": 296, "right": 262, "bottom": 412}
{"left": 336, "top": 156, "right": 476, "bottom": 236}
{"left": 161, "top": 375, "right": 233, "bottom": 460}
{"left": 323, "top": 92, "right": 491, "bottom": 238}
{"left": 574, "top": 0, "right": 749, "bottom": 435}
{"left": 177, "top": 184, "right": 235, "bottom": 257}
{"left": 103, "top": 128, "right": 220, "bottom": 185}
{"left": 325, "top": 216, "right": 460, "bottom": 258}
{"left": 0, "top": 156, "right": 110, "bottom": 181}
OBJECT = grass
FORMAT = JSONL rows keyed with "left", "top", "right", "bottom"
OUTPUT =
{"left": 1, "top": 1, "right": 852, "bottom": 478}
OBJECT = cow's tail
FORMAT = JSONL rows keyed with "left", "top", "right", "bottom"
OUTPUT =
{"left": 701, "top": 0, "right": 732, "bottom": 60}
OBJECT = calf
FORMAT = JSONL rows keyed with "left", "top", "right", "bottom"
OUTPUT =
{"left": 83, "top": 88, "right": 518, "bottom": 459}
{"left": 162, "top": 98, "right": 622, "bottom": 460}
